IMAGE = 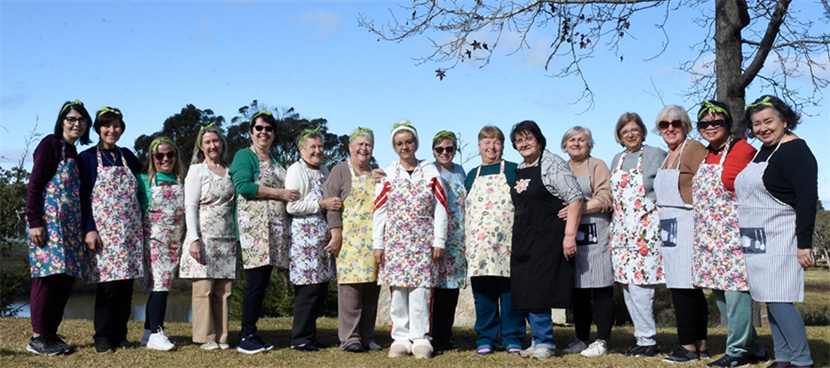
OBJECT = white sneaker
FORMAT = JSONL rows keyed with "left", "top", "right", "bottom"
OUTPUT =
{"left": 388, "top": 341, "right": 410, "bottom": 358}
{"left": 147, "top": 329, "right": 175, "bottom": 351}
{"left": 520, "top": 346, "right": 536, "bottom": 358}
{"left": 580, "top": 340, "right": 607, "bottom": 357}
{"left": 140, "top": 329, "right": 151, "bottom": 346}
{"left": 200, "top": 341, "right": 219, "bottom": 351}
{"left": 412, "top": 340, "right": 433, "bottom": 360}
{"left": 531, "top": 347, "right": 553, "bottom": 360}
{"left": 218, "top": 343, "right": 230, "bottom": 350}
{"left": 562, "top": 340, "right": 588, "bottom": 354}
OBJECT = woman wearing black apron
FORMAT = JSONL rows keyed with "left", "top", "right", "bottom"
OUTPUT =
{"left": 509, "top": 121, "right": 583, "bottom": 361}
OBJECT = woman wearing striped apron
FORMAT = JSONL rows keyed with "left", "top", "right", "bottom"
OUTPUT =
{"left": 736, "top": 95, "right": 816, "bottom": 368}
{"left": 559, "top": 126, "right": 614, "bottom": 358}
{"left": 652, "top": 105, "right": 709, "bottom": 363}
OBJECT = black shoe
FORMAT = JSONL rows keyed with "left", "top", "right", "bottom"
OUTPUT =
{"left": 640, "top": 344, "right": 661, "bottom": 357}
{"left": 664, "top": 345, "right": 699, "bottom": 363}
{"left": 26, "top": 336, "right": 63, "bottom": 356}
{"left": 344, "top": 342, "right": 365, "bottom": 353}
{"left": 624, "top": 344, "right": 644, "bottom": 356}
{"left": 699, "top": 349, "right": 711, "bottom": 359}
{"left": 312, "top": 341, "right": 331, "bottom": 349}
{"left": 46, "top": 334, "right": 75, "bottom": 355}
{"left": 434, "top": 340, "right": 458, "bottom": 352}
{"left": 94, "top": 340, "right": 114, "bottom": 354}
{"left": 747, "top": 350, "right": 771, "bottom": 364}
{"left": 291, "top": 344, "right": 319, "bottom": 352}
{"left": 364, "top": 342, "right": 382, "bottom": 351}
{"left": 707, "top": 354, "right": 750, "bottom": 367}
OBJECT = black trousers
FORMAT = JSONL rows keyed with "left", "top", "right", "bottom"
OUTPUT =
{"left": 291, "top": 282, "right": 328, "bottom": 346}
{"left": 431, "top": 288, "right": 460, "bottom": 346}
{"left": 670, "top": 288, "right": 709, "bottom": 345}
{"left": 240, "top": 265, "right": 273, "bottom": 337}
{"left": 144, "top": 291, "right": 168, "bottom": 333}
{"left": 572, "top": 286, "right": 614, "bottom": 342}
{"left": 93, "top": 279, "right": 134, "bottom": 345}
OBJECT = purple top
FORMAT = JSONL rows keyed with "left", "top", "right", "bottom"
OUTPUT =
{"left": 26, "top": 134, "right": 78, "bottom": 228}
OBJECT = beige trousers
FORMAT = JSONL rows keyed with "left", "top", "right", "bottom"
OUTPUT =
{"left": 337, "top": 282, "right": 380, "bottom": 349}
{"left": 191, "top": 279, "right": 233, "bottom": 344}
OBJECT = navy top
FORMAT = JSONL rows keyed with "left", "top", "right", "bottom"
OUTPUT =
{"left": 26, "top": 134, "right": 78, "bottom": 228}
{"left": 78, "top": 146, "right": 143, "bottom": 233}
{"left": 465, "top": 160, "right": 519, "bottom": 192}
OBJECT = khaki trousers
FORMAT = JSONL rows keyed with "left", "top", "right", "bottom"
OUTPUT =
{"left": 191, "top": 279, "right": 233, "bottom": 344}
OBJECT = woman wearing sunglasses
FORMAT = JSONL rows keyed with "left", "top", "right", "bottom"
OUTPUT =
{"left": 136, "top": 137, "right": 185, "bottom": 351}
{"left": 689, "top": 101, "right": 767, "bottom": 367}
{"left": 229, "top": 111, "right": 300, "bottom": 354}
{"left": 652, "top": 105, "right": 709, "bottom": 363}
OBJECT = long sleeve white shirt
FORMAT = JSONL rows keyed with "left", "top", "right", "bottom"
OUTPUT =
{"left": 285, "top": 159, "right": 330, "bottom": 216}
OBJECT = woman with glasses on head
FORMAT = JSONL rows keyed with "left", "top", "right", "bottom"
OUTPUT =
{"left": 608, "top": 112, "right": 666, "bottom": 358}
{"left": 78, "top": 106, "right": 144, "bottom": 354}
{"left": 652, "top": 105, "right": 709, "bottom": 364}
{"left": 136, "top": 137, "right": 185, "bottom": 351}
{"left": 25, "top": 100, "right": 92, "bottom": 356}
{"left": 229, "top": 110, "right": 300, "bottom": 354}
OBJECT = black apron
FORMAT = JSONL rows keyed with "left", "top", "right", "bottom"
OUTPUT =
{"left": 510, "top": 164, "right": 574, "bottom": 309}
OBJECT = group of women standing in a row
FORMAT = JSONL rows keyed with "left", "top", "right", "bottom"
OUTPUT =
{"left": 24, "top": 95, "right": 816, "bottom": 368}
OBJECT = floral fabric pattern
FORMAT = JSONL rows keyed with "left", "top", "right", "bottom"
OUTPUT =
{"left": 237, "top": 158, "right": 289, "bottom": 269}
{"left": 289, "top": 166, "right": 336, "bottom": 285}
{"left": 435, "top": 165, "right": 467, "bottom": 289}
{"left": 379, "top": 177, "right": 436, "bottom": 288}
{"left": 142, "top": 179, "right": 185, "bottom": 291}
{"left": 465, "top": 162, "right": 513, "bottom": 278}
{"left": 337, "top": 164, "right": 377, "bottom": 283}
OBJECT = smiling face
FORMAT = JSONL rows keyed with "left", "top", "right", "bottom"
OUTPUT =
{"left": 393, "top": 130, "right": 417, "bottom": 161}
{"left": 98, "top": 119, "right": 124, "bottom": 147}
{"left": 349, "top": 135, "right": 373, "bottom": 166}
{"left": 62, "top": 108, "right": 87, "bottom": 143}
{"left": 513, "top": 130, "right": 540, "bottom": 161}
{"left": 300, "top": 136, "right": 325, "bottom": 167}
{"left": 153, "top": 143, "right": 176, "bottom": 174}
{"left": 433, "top": 138, "right": 456, "bottom": 168}
{"left": 250, "top": 116, "right": 274, "bottom": 152}
{"left": 619, "top": 121, "right": 643, "bottom": 152}
{"left": 478, "top": 137, "right": 503, "bottom": 165}
{"left": 659, "top": 119, "right": 687, "bottom": 149}
{"left": 565, "top": 131, "right": 591, "bottom": 161}
{"left": 751, "top": 107, "right": 788, "bottom": 147}
{"left": 698, "top": 112, "right": 729, "bottom": 148}
{"left": 200, "top": 131, "right": 223, "bottom": 162}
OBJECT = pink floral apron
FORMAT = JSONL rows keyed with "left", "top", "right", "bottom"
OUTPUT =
{"left": 142, "top": 175, "right": 185, "bottom": 291}
{"left": 336, "top": 163, "right": 377, "bottom": 283}
{"left": 464, "top": 161, "right": 513, "bottom": 278}
{"left": 435, "top": 163, "right": 467, "bottom": 289}
{"left": 237, "top": 152, "right": 289, "bottom": 269}
{"left": 288, "top": 163, "right": 336, "bottom": 285}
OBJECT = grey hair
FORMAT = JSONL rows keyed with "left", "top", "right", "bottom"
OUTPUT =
{"left": 560, "top": 126, "right": 594, "bottom": 153}
{"left": 349, "top": 132, "right": 374, "bottom": 147}
{"left": 298, "top": 132, "right": 324, "bottom": 148}
{"left": 654, "top": 105, "right": 692, "bottom": 135}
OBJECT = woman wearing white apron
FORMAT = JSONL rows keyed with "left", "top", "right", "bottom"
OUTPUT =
{"left": 736, "top": 95, "right": 816, "bottom": 368}
{"left": 372, "top": 121, "right": 448, "bottom": 360}
{"left": 229, "top": 111, "right": 300, "bottom": 354}
{"left": 78, "top": 106, "right": 144, "bottom": 354}
{"left": 690, "top": 101, "right": 768, "bottom": 367}
{"left": 181, "top": 125, "right": 238, "bottom": 351}
{"left": 136, "top": 137, "right": 185, "bottom": 351}
{"left": 608, "top": 112, "right": 666, "bottom": 358}
{"left": 285, "top": 128, "right": 339, "bottom": 351}
{"left": 652, "top": 105, "right": 709, "bottom": 363}
{"left": 559, "top": 127, "right": 614, "bottom": 358}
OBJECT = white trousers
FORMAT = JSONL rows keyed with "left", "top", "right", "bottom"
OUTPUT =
{"left": 621, "top": 283, "right": 657, "bottom": 346}
{"left": 390, "top": 286, "right": 432, "bottom": 349}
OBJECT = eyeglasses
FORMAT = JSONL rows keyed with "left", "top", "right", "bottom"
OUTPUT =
{"left": 513, "top": 135, "right": 536, "bottom": 146}
{"left": 153, "top": 151, "right": 176, "bottom": 161}
{"left": 658, "top": 120, "right": 684, "bottom": 129}
{"left": 434, "top": 146, "right": 455, "bottom": 154}
{"left": 696, "top": 119, "right": 727, "bottom": 130}
{"left": 394, "top": 139, "right": 416, "bottom": 148}
{"left": 253, "top": 125, "right": 274, "bottom": 132}
{"left": 65, "top": 117, "right": 87, "bottom": 126}
{"left": 620, "top": 128, "right": 641, "bottom": 137}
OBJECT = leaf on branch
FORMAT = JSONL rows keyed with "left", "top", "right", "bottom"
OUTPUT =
{"left": 435, "top": 69, "right": 446, "bottom": 80}
{"left": 465, "top": 49, "right": 472, "bottom": 58}
{"left": 620, "top": 56, "right": 624, "bottom": 62}
{"left": 483, "top": 43, "right": 489, "bottom": 50}
{"left": 586, "top": 17, "right": 592, "bottom": 23}
{"left": 619, "top": 31, "right": 625, "bottom": 38}
{"left": 412, "top": 10, "right": 416, "bottom": 20}
{"left": 472, "top": 40, "right": 481, "bottom": 50}
{"left": 474, "top": 14, "right": 484, "bottom": 22}
{"left": 549, "top": 4, "right": 556, "bottom": 12}
{"left": 476, "top": 0, "right": 482, "bottom": 4}
{"left": 580, "top": 41, "right": 586, "bottom": 49}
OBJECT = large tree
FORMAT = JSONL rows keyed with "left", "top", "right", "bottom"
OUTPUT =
{"left": 359, "top": 0, "right": 830, "bottom": 124}
{"left": 133, "top": 104, "right": 225, "bottom": 164}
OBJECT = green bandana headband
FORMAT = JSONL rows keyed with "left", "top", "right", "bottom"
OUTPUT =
{"left": 349, "top": 127, "right": 374, "bottom": 143}
{"left": 97, "top": 106, "right": 122, "bottom": 118}
{"left": 250, "top": 110, "right": 273, "bottom": 125}
{"left": 150, "top": 137, "right": 178, "bottom": 154}
{"left": 197, "top": 122, "right": 217, "bottom": 149}
{"left": 698, "top": 101, "right": 730, "bottom": 120}
{"left": 298, "top": 126, "right": 322, "bottom": 148}
{"left": 746, "top": 96, "right": 774, "bottom": 109}
{"left": 60, "top": 99, "right": 84, "bottom": 115}
{"left": 391, "top": 120, "right": 416, "bottom": 133}
{"left": 432, "top": 130, "right": 457, "bottom": 147}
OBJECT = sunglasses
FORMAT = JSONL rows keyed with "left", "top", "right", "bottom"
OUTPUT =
{"left": 253, "top": 125, "right": 274, "bottom": 132}
{"left": 658, "top": 120, "right": 684, "bottom": 129}
{"left": 434, "top": 146, "right": 455, "bottom": 154}
{"left": 154, "top": 151, "right": 177, "bottom": 161}
{"left": 696, "top": 119, "right": 727, "bottom": 130}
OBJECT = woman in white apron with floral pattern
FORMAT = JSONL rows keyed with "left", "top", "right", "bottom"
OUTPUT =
{"left": 372, "top": 121, "right": 448, "bottom": 360}
{"left": 229, "top": 111, "right": 300, "bottom": 354}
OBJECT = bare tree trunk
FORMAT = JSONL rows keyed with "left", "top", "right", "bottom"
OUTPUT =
{"left": 714, "top": 0, "right": 750, "bottom": 132}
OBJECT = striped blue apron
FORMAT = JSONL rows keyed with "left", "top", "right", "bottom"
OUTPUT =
{"left": 573, "top": 163, "right": 614, "bottom": 289}
{"left": 654, "top": 140, "right": 695, "bottom": 289}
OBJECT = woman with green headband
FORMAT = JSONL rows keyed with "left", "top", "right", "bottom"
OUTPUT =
{"left": 735, "top": 95, "right": 816, "bottom": 368}
{"left": 690, "top": 100, "right": 767, "bottom": 367}
{"left": 24, "top": 100, "right": 92, "bottom": 355}
{"left": 78, "top": 106, "right": 144, "bottom": 354}
{"left": 322, "top": 127, "right": 382, "bottom": 353}
{"left": 134, "top": 137, "right": 185, "bottom": 351}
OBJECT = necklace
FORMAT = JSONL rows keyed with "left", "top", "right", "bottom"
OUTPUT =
{"left": 100, "top": 146, "right": 120, "bottom": 166}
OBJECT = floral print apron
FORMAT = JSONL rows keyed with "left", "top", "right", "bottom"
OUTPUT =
{"left": 435, "top": 164, "right": 467, "bottom": 289}
{"left": 654, "top": 140, "right": 695, "bottom": 289}
{"left": 691, "top": 140, "right": 749, "bottom": 291}
{"left": 179, "top": 167, "right": 238, "bottom": 279}
{"left": 142, "top": 175, "right": 185, "bottom": 291}
{"left": 336, "top": 163, "right": 377, "bottom": 284}
{"left": 237, "top": 153, "right": 289, "bottom": 269}
{"left": 288, "top": 164, "right": 336, "bottom": 285}
{"left": 464, "top": 161, "right": 513, "bottom": 278}
{"left": 28, "top": 141, "right": 84, "bottom": 278}
{"left": 609, "top": 149, "right": 664, "bottom": 285}
{"left": 85, "top": 148, "right": 143, "bottom": 283}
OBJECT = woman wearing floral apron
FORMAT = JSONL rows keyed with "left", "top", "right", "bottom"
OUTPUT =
{"left": 25, "top": 100, "right": 92, "bottom": 355}
{"left": 559, "top": 126, "right": 614, "bottom": 358}
{"left": 136, "top": 137, "right": 185, "bottom": 351}
{"left": 285, "top": 128, "right": 339, "bottom": 351}
{"left": 464, "top": 126, "right": 526, "bottom": 355}
{"left": 373, "top": 121, "right": 448, "bottom": 360}
{"left": 736, "top": 95, "right": 816, "bottom": 368}
{"left": 608, "top": 112, "right": 666, "bottom": 358}
{"left": 323, "top": 128, "right": 381, "bottom": 353}
{"left": 430, "top": 130, "right": 467, "bottom": 353}
{"left": 690, "top": 100, "right": 767, "bottom": 367}
{"left": 78, "top": 106, "right": 144, "bottom": 354}
{"left": 229, "top": 111, "right": 300, "bottom": 354}
{"left": 181, "top": 125, "right": 238, "bottom": 351}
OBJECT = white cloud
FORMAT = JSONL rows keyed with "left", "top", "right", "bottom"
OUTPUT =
{"left": 297, "top": 10, "right": 340, "bottom": 40}
{"left": 0, "top": 93, "right": 29, "bottom": 110}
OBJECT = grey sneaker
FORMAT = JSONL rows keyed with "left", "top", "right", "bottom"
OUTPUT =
{"left": 562, "top": 340, "right": 588, "bottom": 354}
{"left": 26, "top": 336, "right": 63, "bottom": 356}
{"left": 664, "top": 345, "right": 700, "bottom": 363}
{"left": 531, "top": 347, "right": 554, "bottom": 360}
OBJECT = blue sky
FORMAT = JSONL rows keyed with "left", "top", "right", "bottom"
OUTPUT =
{"left": 1, "top": 1, "right": 827, "bottom": 201}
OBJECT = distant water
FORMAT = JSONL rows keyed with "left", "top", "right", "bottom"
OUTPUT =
{"left": 10, "top": 292, "right": 192, "bottom": 322}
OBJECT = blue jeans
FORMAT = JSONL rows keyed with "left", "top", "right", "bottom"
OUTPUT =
{"left": 767, "top": 303, "right": 812, "bottom": 366}
{"left": 470, "top": 276, "right": 526, "bottom": 349}
{"left": 527, "top": 310, "right": 555, "bottom": 349}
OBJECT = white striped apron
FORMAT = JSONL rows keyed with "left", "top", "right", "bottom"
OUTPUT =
{"left": 654, "top": 140, "right": 695, "bottom": 289}
{"left": 573, "top": 163, "right": 614, "bottom": 288}
{"left": 734, "top": 140, "right": 803, "bottom": 303}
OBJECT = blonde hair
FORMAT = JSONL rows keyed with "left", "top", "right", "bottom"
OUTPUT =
{"left": 145, "top": 136, "right": 184, "bottom": 186}
{"left": 191, "top": 126, "right": 229, "bottom": 167}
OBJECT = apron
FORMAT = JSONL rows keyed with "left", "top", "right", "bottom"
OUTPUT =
{"left": 179, "top": 166, "right": 238, "bottom": 279}
{"left": 435, "top": 164, "right": 467, "bottom": 289}
{"left": 28, "top": 140, "right": 84, "bottom": 278}
{"left": 379, "top": 163, "right": 437, "bottom": 288}
{"left": 288, "top": 163, "right": 336, "bottom": 285}
{"left": 237, "top": 150, "right": 289, "bottom": 269}
{"left": 511, "top": 163, "right": 573, "bottom": 309}
{"left": 336, "top": 163, "right": 378, "bottom": 284}
{"left": 464, "top": 161, "right": 513, "bottom": 278}
{"left": 609, "top": 150, "right": 664, "bottom": 285}
{"left": 734, "top": 140, "right": 803, "bottom": 303}
{"left": 691, "top": 140, "right": 749, "bottom": 291}
{"left": 84, "top": 148, "right": 144, "bottom": 283}
{"left": 654, "top": 140, "right": 695, "bottom": 289}
{"left": 142, "top": 175, "right": 185, "bottom": 291}
{"left": 572, "top": 161, "right": 614, "bottom": 289}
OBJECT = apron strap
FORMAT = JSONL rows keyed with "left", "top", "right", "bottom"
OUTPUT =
{"left": 661, "top": 140, "right": 688, "bottom": 170}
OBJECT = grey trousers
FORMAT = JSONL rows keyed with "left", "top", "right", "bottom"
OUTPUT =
{"left": 621, "top": 283, "right": 658, "bottom": 346}
{"left": 337, "top": 282, "right": 381, "bottom": 349}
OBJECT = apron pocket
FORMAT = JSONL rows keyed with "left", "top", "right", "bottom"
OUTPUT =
{"left": 660, "top": 218, "right": 677, "bottom": 247}
{"left": 576, "top": 223, "right": 598, "bottom": 246}
{"left": 740, "top": 228, "right": 767, "bottom": 254}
